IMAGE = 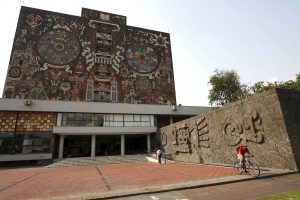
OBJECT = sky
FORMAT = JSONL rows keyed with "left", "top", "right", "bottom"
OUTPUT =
{"left": 0, "top": 0, "right": 299, "bottom": 106}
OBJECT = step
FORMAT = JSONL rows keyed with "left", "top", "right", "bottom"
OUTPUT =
{"left": 45, "top": 154, "right": 149, "bottom": 168}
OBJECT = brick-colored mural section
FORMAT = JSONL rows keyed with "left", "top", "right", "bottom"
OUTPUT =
{"left": 0, "top": 111, "right": 55, "bottom": 132}
{"left": 160, "top": 89, "right": 300, "bottom": 170}
{"left": 16, "top": 112, "right": 55, "bottom": 132}
{"left": 3, "top": 6, "right": 176, "bottom": 105}
{"left": 0, "top": 112, "right": 17, "bottom": 131}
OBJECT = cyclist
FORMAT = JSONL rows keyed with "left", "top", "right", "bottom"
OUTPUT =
{"left": 236, "top": 145, "right": 252, "bottom": 172}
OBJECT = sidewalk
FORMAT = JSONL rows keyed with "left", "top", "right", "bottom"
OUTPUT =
{"left": 0, "top": 161, "right": 295, "bottom": 200}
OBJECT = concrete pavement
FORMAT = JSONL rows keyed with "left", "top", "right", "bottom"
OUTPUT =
{"left": 0, "top": 158, "right": 296, "bottom": 200}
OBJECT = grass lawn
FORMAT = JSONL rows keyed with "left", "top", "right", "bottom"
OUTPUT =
{"left": 254, "top": 189, "right": 300, "bottom": 200}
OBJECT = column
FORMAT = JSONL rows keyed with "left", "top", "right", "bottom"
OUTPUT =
{"left": 56, "top": 113, "right": 62, "bottom": 126}
{"left": 147, "top": 134, "right": 151, "bottom": 154}
{"left": 169, "top": 116, "right": 174, "bottom": 124}
{"left": 121, "top": 134, "right": 125, "bottom": 156}
{"left": 58, "top": 135, "right": 64, "bottom": 159}
{"left": 91, "top": 135, "right": 96, "bottom": 157}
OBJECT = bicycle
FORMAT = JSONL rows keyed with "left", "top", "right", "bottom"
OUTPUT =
{"left": 233, "top": 155, "right": 260, "bottom": 178}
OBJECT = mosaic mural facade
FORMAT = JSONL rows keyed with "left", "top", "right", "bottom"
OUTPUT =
{"left": 160, "top": 89, "right": 300, "bottom": 170}
{"left": 3, "top": 7, "right": 176, "bottom": 105}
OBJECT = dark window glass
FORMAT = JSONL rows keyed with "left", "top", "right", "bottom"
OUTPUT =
{"left": 0, "top": 132, "right": 13, "bottom": 154}
{"left": 21, "top": 132, "right": 52, "bottom": 154}
{"left": 95, "top": 114, "right": 104, "bottom": 127}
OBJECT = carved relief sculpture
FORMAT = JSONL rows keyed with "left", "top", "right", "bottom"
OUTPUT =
{"left": 172, "top": 122, "right": 192, "bottom": 154}
{"left": 192, "top": 116, "right": 210, "bottom": 148}
{"left": 222, "top": 109, "right": 264, "bottom": 146}
{"left": 162, "top": 116, "right": 210, "bottom": 156}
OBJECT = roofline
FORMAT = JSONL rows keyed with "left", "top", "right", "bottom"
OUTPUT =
{"left": 0, "top": 98, "right": 211, "bottom": 116}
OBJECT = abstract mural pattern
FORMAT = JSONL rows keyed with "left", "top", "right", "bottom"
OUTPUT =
{"left": 3, "top": 7, "right": 176, "bottom": 105}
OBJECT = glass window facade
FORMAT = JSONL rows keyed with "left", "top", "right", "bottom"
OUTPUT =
{"left": 61, "top": 113, "right": 154, "bottom": 127}
{"left": 63, "top": 113, "right": 94, "bottom": 127}
{"left": 0, "top": 132, "right": 52, "bottom": 154}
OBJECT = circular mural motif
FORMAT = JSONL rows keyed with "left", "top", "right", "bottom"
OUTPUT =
{"left": 9, "top": 67, "right": 22, "bottom": 78}
{"left": 126, "top": 43, "right": 158, "bottom": 74}
{"left": 37, "top": 29, "right": 80, "bottom": 65}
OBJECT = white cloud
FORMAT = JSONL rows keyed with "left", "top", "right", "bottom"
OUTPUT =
{"left": 268, "top": 77, "right": 278, "bottom": 83}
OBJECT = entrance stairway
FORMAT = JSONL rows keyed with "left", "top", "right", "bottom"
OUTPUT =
{"left": 45, "top": 154, "right": 149, "bottom": 168}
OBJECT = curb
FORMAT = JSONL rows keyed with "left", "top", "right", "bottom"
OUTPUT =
{"left": 87, "top": 170, "right": 298, "bottom": 200}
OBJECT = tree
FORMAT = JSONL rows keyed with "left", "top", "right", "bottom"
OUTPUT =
{"left": 208, "top": 70, "right": 300, "bottom": 107}
{"left": 250, "top": 81, "right": 276, "bottom": 93}
{"left": 208, "top": 69, "right": 247, "bottom": 106}
{"left": 250, "top": 73, "right": 300, "bottom": 94}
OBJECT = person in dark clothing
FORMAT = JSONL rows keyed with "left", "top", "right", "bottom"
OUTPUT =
{"left": 157, "top": 149, "right": 162, "bottom": 164}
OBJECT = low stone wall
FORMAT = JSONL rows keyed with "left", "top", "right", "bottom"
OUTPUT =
{"left": 160, "top": 88, "right": 300, "bottom": 170}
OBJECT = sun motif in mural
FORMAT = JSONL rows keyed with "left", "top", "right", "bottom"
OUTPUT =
{"left": 126, "top": 43, "right": 159, "bottom": 74}
{"left": 153, "top": 33, "right": 169, "bottom": 48}
{"left": 37, "top": 29, "right": 81, "bottom": 65}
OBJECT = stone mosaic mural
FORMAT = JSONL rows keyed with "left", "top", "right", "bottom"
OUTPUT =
{"left": 0, "top": 112, "right": 55, "bottom": 132}
{"left": 0, "top": 112, "right": 17, "bottom": 132}
{"left": 161, "top": 89, "right": 300, "bottom": 170}
{"left": 4, "top": 7, "right": 176, "bottom": 105}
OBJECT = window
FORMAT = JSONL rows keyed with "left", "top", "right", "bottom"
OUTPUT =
{"left": 134, "top": 115, "right": 141, "bottom": 121}
{"left": 112, "top": 92, "right": 116, "bottom": 101}
{"left": 95, "top": 114, "right": 104, "bottom": 126}
{"left": 114, "top": 115, "right": 123, "bottom": 122}
{"left": 140, "top": 115, "right": 151, "bottom": 126}
{"left": 0, "top": 132, "right": 13, "bottom": 154}
{"left": 20, "top": 132, "right": 52, "bottom": 154}
{"left": 124, "top": 115, "right": 133, "bottom": 122}
{"left": 141, "top": 115, "right": 150, "bottom": 121}
{"left": 0, "top": 132, "right": 52, "bottom": 154}
{"left": 62, "top": 113, "right": 93, "bottom": 126}
{"left": 61, "top": 113, "right": 154, "bottom": 127}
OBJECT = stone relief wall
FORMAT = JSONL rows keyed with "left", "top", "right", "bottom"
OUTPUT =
{"left": 4, "top": 6, "right": 176, "bottom": 105}
{"left": 161, "top": 89, "right": 298, "bottom": 170}
{"left": 276, "top": 89, "right": 300, "bottom": 170}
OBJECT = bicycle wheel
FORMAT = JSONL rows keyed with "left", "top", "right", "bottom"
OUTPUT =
{"left": 247, "top": 162, "right": 260, "bottom": 178}
{"left": 233, "top": 162, "right": 243, "bottom": 174}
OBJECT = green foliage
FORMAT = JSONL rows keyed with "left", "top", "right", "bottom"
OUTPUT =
{"left": 254, "top": 189, "right": 300, "bottom": 200}
{"left": 250, "top": 73, "right": 300, "bottom": 93}
{"left": 208, "top": 70, "right": 300, "bottom": 107}
{"left": 208, "top": 69, "right": 247, "bottom": 106}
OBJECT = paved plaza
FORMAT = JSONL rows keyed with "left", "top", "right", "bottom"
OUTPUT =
{"left": 0, "top": 160, "right": 295, "bottom": 200}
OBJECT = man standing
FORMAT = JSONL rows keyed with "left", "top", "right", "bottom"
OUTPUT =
{"left": 157, "top": 149, "right": 162, "bottom": 164}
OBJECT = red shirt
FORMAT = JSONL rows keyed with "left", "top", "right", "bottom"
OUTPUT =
{"left": 236, "top": 146, "right": 249, "bottom": 155}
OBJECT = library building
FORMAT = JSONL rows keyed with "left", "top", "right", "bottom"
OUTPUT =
{"left": 0, "top": 6, "right": 210, "bottom": 162}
